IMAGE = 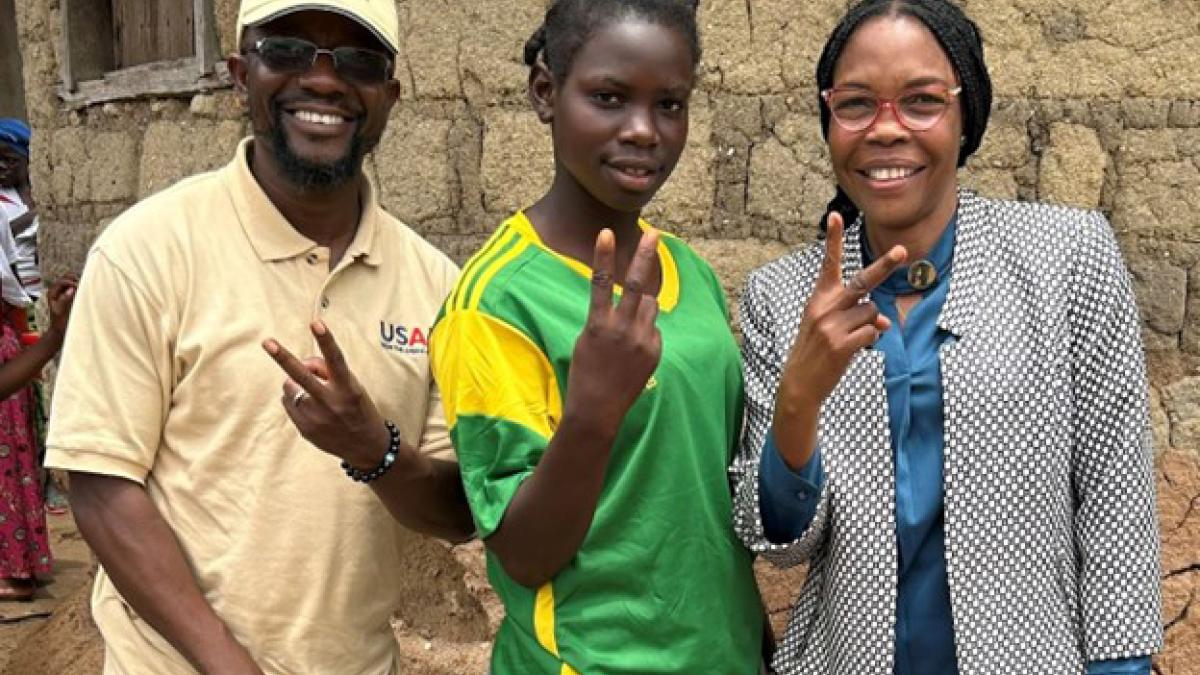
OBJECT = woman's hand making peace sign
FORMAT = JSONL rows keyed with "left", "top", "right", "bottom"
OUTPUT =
{"left": 772, "top": 213, "right": 908, "bottom": 470}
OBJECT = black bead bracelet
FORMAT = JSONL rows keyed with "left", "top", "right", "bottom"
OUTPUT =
{"left": 342, "top": 420, "right": 401, "bottom": 484}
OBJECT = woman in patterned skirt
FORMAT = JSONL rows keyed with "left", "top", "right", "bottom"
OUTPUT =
{"left": 731, "top": 1, "right": 1161, "bottom": 674}
{"left": 0, "top": 250, "right": 76, "bottom": 601}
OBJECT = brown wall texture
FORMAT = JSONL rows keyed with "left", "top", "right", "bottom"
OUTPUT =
{"left": 9, "top": 0, "right": 1200, "bottom": 673}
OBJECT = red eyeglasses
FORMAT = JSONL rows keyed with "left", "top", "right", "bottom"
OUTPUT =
{"left": 821, "top": 85, "right": 962, "bottom": 132}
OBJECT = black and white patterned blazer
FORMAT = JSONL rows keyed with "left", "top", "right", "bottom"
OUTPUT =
{"left": 731, "top": 190, "right": 1163, "bottom": 675}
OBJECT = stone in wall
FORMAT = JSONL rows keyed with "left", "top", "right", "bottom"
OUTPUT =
{"left": 959, "top": 169, "right": 1019, "bottom": 201}
{"left": 644, "top": 94, "right": 717, "bottom": 235}
{"left": 1038, "top": 123, "right": 1106, "bottom": 209}
{"left": 189, "top": 92, "right": 245, "bottom": 121}
{"left": 1130, "top": 259, "right": 1188, "bottom": 337}
{"left": 46, "top": 127, "right": 138, "bottom": 204}
{"left": 1171, "top": 101, "right": 1200, "bottom": 128}
{"left": 690, "top": 236, "right": 791, "bottom": 302}
{"left": 400, "top": 0, "right": 464, "bottom": 100}
{"left": 1164, "top": 377, "right": 1200, "bottom": 452}
{"left": 745, "top": 111, "right": 830, "bottom": 243}
{"left": 1150, "top": 387, "right": 1171, "bottom": 454}
{"left": 138, "top": 120, "right": 246, "bottom": 198}
{"left": 480, "top": 108, "right": 553, "bottom": 217}
{"left": 1122, "top": 99, "right": 1172, "bottom": 130}
{"left": 213, "top": 0, "right": 239, "bottom": 55}
{"left": 1185, "top": 268, "right": 1200, "bottom": 356}
{"left": 1112, "top": 160, "right": 1200, "bottom": 242}
{"left": 375, "top": 106, "right": 458, "bottom": 224}
{"left": 747, "top": 136, "right": 810, "bottom": 225}
{"left": 700, "top": 0, "right": 788, "bottom": 95}
{"left": 457, "top": 1, "right": 544, "bottom": 107}
{"left": 968, "top": 0, "right": 1200, "bottom": 100}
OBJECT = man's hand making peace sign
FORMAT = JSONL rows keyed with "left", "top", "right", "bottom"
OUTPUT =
{"left": 262, "top": 322, "right": 474, "bottom": 542}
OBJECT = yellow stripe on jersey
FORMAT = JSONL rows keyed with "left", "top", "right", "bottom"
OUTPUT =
{"left": 452, "top": 225, "right": 518, "bottom": 312}
{"left": 467, "top": 235, "right": 530, "bottom": 311}
{"left": 535, "top": 584, "right": 582, "bottom": 675}
{"left": 430, "top": 310, "right": 562, "bottom": 434}
{"left": 506, "top": 211, "right": 681, "bottom": 311}
{"left": 535, "top": 582, "right": 559, "bottom": 656}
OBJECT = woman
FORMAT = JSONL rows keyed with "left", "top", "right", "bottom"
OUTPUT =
{"left": 430, "top": 1, "right": 764, "bottom": 673}
{"left": 731, "top": 1, "right": 1162, "bottom": 674}
{"left": 0, "top": 250, "right": 76, "bottom": 601}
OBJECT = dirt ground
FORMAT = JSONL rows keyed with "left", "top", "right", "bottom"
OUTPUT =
{"left": 0, "top": 511, "right": 93, "bottom": 670}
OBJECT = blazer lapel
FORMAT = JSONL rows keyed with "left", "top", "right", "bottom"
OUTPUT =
{"left": 937, "top": 189, "right": 990, "bottom": 338}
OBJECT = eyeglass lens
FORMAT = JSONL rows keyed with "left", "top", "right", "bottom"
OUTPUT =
{"left": 827, "top": 89, "right": 954, "bottom": 131}
{"left": 255, "top": 37, "right": 390, "bottom": 84}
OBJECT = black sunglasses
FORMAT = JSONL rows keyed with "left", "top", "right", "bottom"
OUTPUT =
{"left": 245, "top": 36, "right": 393, "bottom": 84}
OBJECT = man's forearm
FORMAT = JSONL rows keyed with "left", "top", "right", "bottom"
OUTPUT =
{"left": 69, "top": 472, "right": 262, "bottom": 675}
{"left": 370, "top": 454, "right": 474, "bottom": 543}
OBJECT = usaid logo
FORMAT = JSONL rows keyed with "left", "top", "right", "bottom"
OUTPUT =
{"left": 380, "top": 321, "right": 430, "bottom": 354}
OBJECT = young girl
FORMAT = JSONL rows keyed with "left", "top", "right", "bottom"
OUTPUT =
{"left": 430, "top": 1, "right": 764, "bottom": 673}
{"left": 733, "top": 1, "right": 1161, "bottom": 674}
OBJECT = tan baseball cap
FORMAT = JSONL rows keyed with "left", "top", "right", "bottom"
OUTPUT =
{"left": 237, "top": 0, "right": 400, "bottom": 54}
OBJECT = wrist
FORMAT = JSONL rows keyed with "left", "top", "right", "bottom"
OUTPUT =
{"left": 341, "top": 422, "right": 391, "bottom": 471}
{"left": 192, "top": 624, "right": 254, "bottom": 674}
{"left": 775, "top": 377, "right": 822, "bottom": 421}
{"left": 773, "top": 387, "right": 821, "bottom": 471}
{"left": 41, "top": 326, "right": 66, "bottom": 348}
{"left": 341, "top": 421, "right": 403, "bottom": 484}
{"left": 560, "top": 403, "right": 621, "bottom": 447}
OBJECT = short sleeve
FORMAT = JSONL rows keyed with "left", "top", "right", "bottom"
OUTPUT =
{"left": 411, "top": 247, "right": 461, "bottom": 463}
{"left": 415, "top": 383, "right": 454, "bottom": 462}
{"left": 45, "top": 248, "right": 175, "bottom": 483}
{"left": 430, "top": 308, "right": 562, "bottom": 538}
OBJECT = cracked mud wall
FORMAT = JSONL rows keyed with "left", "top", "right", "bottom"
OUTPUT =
{"left": 10, "top": 1, "right": 1200, "bottom": 673}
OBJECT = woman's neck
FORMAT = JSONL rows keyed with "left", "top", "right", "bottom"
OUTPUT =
{"left": 525, "top": 170, "right": 645, "bottom": 269}
{"left": 863, "top": 194, "right": 958, "bottom": 263}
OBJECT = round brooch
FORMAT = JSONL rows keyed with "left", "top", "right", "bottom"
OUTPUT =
{"left": 907, "top": 260, "right": 938, "bottom": 291}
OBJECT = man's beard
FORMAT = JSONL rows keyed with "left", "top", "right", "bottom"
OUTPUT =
{"left": 270, "top": 104, "right": 366, "bottom": 190}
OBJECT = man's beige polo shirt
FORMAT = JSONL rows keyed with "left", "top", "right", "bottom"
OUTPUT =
{"left": 46, "top": 139, "right": 458, "bottom": 675}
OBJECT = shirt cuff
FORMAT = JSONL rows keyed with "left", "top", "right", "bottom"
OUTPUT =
{"left": 44, "top": 446, "right": 150, "bottom": 484}
{"left": 758, "top": 430, "right": 825, "bottom": 544}
{"left": 1087, "top": 657, "right": 1152, "bottom": 675}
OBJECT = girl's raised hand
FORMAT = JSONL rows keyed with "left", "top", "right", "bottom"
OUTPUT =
{"left": 564, "top": 228, "right": 663, "bottom": 435}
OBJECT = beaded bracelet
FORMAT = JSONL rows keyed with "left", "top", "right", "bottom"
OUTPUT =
{"left": 342, "top": 420, "right": 401, "bottom": 484}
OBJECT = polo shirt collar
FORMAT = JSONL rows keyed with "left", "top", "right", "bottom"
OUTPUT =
{"left": 224, "top": 138, "right": 383, "bottom": 267}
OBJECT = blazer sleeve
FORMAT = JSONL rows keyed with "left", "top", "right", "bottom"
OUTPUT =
{"left": 730, "top": 268, "right": 832, "bottom": 568}
{"left": 1069, "top": 211, "right": 1163, "bottom": 661}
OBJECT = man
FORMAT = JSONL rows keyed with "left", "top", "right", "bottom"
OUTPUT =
{"left": 45, "top": 1, "right": 472, "bottom": 673}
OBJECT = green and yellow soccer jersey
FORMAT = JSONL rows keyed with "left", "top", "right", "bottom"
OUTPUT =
{"left": 430, "top": 212, "right": 763, "bottom": 675}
